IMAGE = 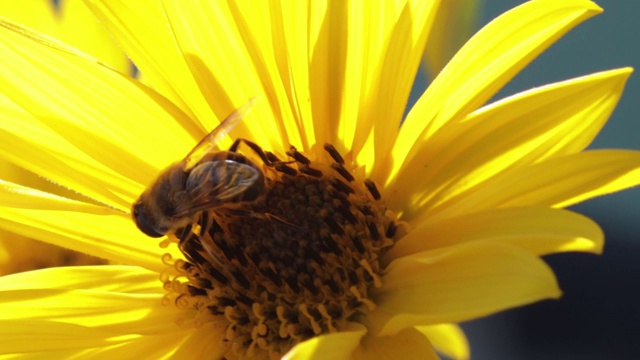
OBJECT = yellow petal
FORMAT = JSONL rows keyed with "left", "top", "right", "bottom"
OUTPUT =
{"left": 0, "top": 0, "right": 129, "bottom": 73}
{"left": 0, "top": 233, "right": 105, "bottom": 276}
{"left": 373, "top": 243, "right": 560, "bottom": 336}
{"left": 387, "top": 0, "right": 602, "bottom": 183}
{"left": 351, "top": 327, "right": 438, "bottom": 360}
{"left": 231, "top": 1, "right": 313, "bottom": 149}
{"left": 60, "top": 0, "right": 130, "bottom": 73}
{"left": 305, "top": 1, "right": 348, "bottom": 149}
{"left": 0, "top": 265, "right": 197, "bottom": 357}
{"left": 160, "top": 0, "right": 283, "bottom": 152}
{"left": 82, "top": 0, "right": 215, "bottom": 130}
{"left": 416, "top": 324, "right": 469, "bottom": 360}
{"left": 428, "top": 150, "right": 640, "bottom": 221}
{"left": 0, "top": 181, "right": 173, "bottom": 273}
{"left": 0, "top": 107, "right": 137, "bottom": 209}
{"left": 277, "top": 1, "right": 316, "bottom": 149}
{"left": 283, "top": 322, "right": 366, "bottom": 360}
{"left": 0, "top": 265, "right": 160, "bottom": 294}
{"left": 0, "top": 269, "right": 183, "bottom": 335}
{"left": 422, "top": 0, "right": 481, "bottom": 79}
{"left": 75, "top": 331, "right": 189, "bottom": 360}
{"left": 0, "top": 0, "right": 58, "bottom": 38}
{"left": 0, "top": 320, "right": 137, "bottom": 354}
{"left": 169, "top": 322, "right": 228, "bottom": 360}
{"left": 388, "top": 68, "right": 632, "bottom": 218}
{"left": 385, "top": 207, "right": 603, "bottom": 262}
{"left": 337, "top": 2, "right": 394, "bottom": 153}
{"left": 0, "top": 320, "right": 190, "bottom": 358}
{"left": 0, "top": 18, "right": 198, "bottom": 207}
{"left": 370, "top": 0, "right": 441, "bottom": 171}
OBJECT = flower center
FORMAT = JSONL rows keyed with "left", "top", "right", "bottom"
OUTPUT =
{"left": 163, "top": 144, "right": 402, "bottom": 358}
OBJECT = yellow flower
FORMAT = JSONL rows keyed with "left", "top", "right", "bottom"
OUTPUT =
{"left": 0, "top": 0, "right": 127, "bottom": 274}
{"left": 0, "top": 1, "right": 638, "bottom": 359}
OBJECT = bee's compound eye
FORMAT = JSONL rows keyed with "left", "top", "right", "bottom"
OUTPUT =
{"left": 132, "top": 201, "right": 166, "bottom": 238}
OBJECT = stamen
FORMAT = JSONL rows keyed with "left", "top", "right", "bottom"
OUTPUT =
{"left": 299, "top": 165, "right": 323, "bottom": 177}
{"left": 323, "top": 143, "right": 344, "bottom": 164}
{"left": 286, "top": 145, "right": 310, "bottom": 165}
{"left": 331, "top": 163, "right": 355, "bottom": 182}
{"left": 364, "top": 179, "right": 381, "bottom": 200}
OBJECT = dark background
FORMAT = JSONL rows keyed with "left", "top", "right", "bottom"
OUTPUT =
{"left": 413, "top": 1, "right": 640, "bottom": 359}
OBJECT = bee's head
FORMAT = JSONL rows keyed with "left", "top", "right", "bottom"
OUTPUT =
{"left": 132, "top": 163, "right": 188, "bottom": 238}
{"left": 132, "top": 197, "right": 167, "bottom": 238}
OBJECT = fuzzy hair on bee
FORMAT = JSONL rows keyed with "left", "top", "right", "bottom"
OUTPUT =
{"left": 132, "top": 98, "right": 265, "bottom": 238}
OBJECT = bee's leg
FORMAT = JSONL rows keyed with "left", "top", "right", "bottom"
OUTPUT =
{"left": 229, "top": 138, "right": 296, "bottom": 168}
{"left": 229, "top": 138, "right": 271, "bottom": 164}
{"left": 176, "top": 223, "right": 193, "bottom": 245}
{"left": 218, "top": 208, "right": 301, "bottom": 229}
{"left": 286, "top": 145, "right": 310, "bottom": 165}
{"left": 261, "top": 212, "right": 301, "bottom": 229}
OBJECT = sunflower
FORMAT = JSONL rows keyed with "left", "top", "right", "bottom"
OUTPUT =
{"left": 0, "top": 1, "right": 638, "bottom": 359}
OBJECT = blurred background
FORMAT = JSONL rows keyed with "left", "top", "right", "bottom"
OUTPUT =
{"left": 416, "top": 1, "right": 640, "bottom": 359}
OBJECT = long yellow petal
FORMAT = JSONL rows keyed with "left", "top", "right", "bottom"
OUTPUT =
{"left": 0, "top": 0, "right": 129, "bottom": 73}
{"left": 61, "top": 0, "right": 130, "bottom": 73}
{"left": 0, "top": 291, "right": 180, "bottom": 335}
{"left": 427, "top": 150, "right": 640, "bottom": 222}
{"left": 0, "top": 181, "right": 172, "bottom": 273}
{"left": 0, "top": 18, "right": 198, "bottom": 206}
{"left": 371, "top": 0, "right": 440, "bottom": 171}
{"left": 306, "top": 1, "right": 348, "bottom": 149}
{"left": 416, "top": 323, "right": 469, "bottom": 360}
{"left": 0, "top": 265, "right": 160, "bottom": 294}
{"left": 0, "top": 273, "right": 182, "bottom": 335}
{"left": 160, "top": 0, "right": 281, "bottom": 152}
{"left": 0, "top": 320, "right": 192, "bottom": 358}
{"left": 384, "top": 207, "right": 603, "bottom": 262}
{"left": 338, "top": 2, "right": 394, "bottom": 154}
{"left": 278, "top": 1, "right": 316, "bottom": 150}
{"left": 387, "top": 0, "right": 602, "bottom": 183}
{"left": 0, "top": 108, "right": 139, "bottom": 209}
{"left": 230, "top": 1, "right": 310, "bottom": 149}
{"left": 82, "top": 0, "right": 215, "bottom": 131}
{"left": 0, "top": 320, "right": 138, "bottom": 354}
{"left": 373, "top": 243, "right": 560, "bottom": 336}
{"left": 388, "top": 68, "right": 632, "bottom": 217}
{"left": 0, "top": 0, "right": 58, "bottom": 38}
{"left": 76, "top": 331, "right": 190, "bottom": 360}
{"left": 0, "top": 265, "right": 197, "bottom": 357}
{"left": 422, "top": 0, "right": 481, "bottom": 79}
{"left": 163, "top": 322, "right": 228, "bottom": 360}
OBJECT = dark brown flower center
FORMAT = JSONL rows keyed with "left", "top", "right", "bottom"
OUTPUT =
{"left": 165, "top": 144, "right": 401, "bottom": 358}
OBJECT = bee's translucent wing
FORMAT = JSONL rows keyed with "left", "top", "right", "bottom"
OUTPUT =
{"left": 184, "top": 97, "right": 259, "bottom": 170}
{"left": 175, "top": 160, "right": 260, "bottom": 217}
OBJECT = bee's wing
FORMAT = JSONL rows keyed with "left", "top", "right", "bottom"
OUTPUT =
{"left": 184, "top": 97, "right": 259, "bottom": 170}
{"left": 175, "top": 160, "right": 261, "bottom": 217}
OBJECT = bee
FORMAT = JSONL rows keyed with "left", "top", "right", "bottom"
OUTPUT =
{"left": 132, "top": 99, "right": 266, "bottom": 238}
